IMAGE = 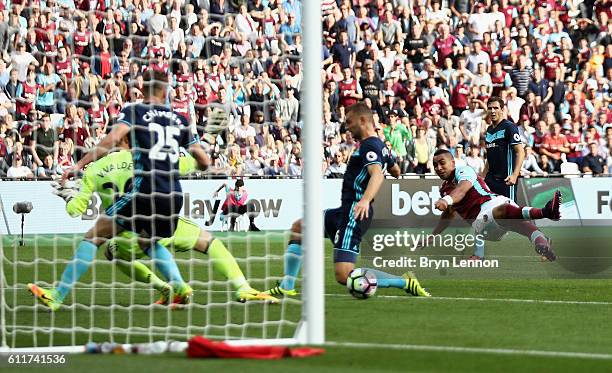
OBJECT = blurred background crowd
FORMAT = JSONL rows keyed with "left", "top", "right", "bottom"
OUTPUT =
{"left": 0, "top": 0, "right": 610, "bottom": 179}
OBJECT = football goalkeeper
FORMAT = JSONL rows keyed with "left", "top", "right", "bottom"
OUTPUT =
{"left": 28, "top": 136, "right": 277, "bottom": 311}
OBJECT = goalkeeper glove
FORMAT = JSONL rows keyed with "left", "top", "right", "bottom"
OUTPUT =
{"left": 51, "top": 181, "right": 79, "bottom": 203}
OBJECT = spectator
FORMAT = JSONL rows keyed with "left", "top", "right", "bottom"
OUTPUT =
{"left": 15, "top": 70, "right": 37, "bottom": 120}
{"left": 466, "top": 41, "right": 490, "bottom": 74}
{"left": 10, "top": 41, "right": 38, "bottom": 82}
{"left": 438, "top": 105, "right": 461, "bottom": 150}
{"left": 36, "top": 154, "right": 59, "bottom": 178}
{"left": 414, "top": 126, "right": 434, "bottom": 174}
{"left": 510, "top": 55, "right": 534, "bottom": 98}
{"left": 541, "top": 122, "right": 570, "bottom": 172}
{"left": 234, "top": 115, "right": 256, "bottom": 147}
{"left": 376, "top": 10, "right": 403, "bottom": 48}
{"left": 521, "top": 146, "right": 548, "bottom": 177}
{"left": 274, "top": 86, "right": 299, "bottom": 126}
{"left": 331, "top": 30, "right": 355, "bottom": 69}
{"left": 565, "top": 121, "right": 585, "bottom": 165}
{"left": 30, "top": 113, "right": 58, "bottom": 169}
{"left": 459, "top": 99, "right": 486, "bottom": 147}
{"left": 582, "top": 142, "right": 609, "bottom": 175}
{"left": 243, "top": 146, "right": 265, "bottom": 176}
{"left": 325, "top": 152, "right": 347, "bottom": 178}
{"left": 454, "top": 144, "right": 467, "bottom": 167}
{"left": 6, "top": 154, "right": 33, "bottom": 178}
{"left": 538, "top": 153, "right": 556, "bottom": 174}
{"left": 466, "top": 145, "right": 485, "bottom": 174}
{"left": 528, "top": 68, "right": 552, "bottom": 102}
{"left": 383, "top": 110, "right": 410, "bottom": 170}
{"left": 337, "top": 67, "right": 362, "bottom": 110}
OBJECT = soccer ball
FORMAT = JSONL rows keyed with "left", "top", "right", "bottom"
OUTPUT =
{"left": 346, "top": 268, "right": 377, "bottom": 299}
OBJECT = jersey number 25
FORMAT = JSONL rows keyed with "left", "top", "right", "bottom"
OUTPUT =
{"left": 149, "top": 123, "right": 180, "bottom": 163}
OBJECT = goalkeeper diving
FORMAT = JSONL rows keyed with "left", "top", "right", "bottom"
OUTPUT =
{"left": 28, "top": 135, "right": 278, "bottom": 310}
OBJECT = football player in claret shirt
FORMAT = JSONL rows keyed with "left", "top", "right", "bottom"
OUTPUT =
{"left": 426, "top": 149, "right": 561, "bottom": 262}
{"left": 265, "top": 103, "right": 431, "bottom": 298}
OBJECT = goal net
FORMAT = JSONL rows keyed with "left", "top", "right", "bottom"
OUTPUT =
{"left": 0, "top": 2, "right": 324, "bottom": 353}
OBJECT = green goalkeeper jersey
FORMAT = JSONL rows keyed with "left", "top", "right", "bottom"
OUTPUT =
{"left": 66, "top": 151, "right": 197, "bottom": 218}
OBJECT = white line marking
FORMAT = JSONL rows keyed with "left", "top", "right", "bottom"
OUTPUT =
{"left": 326, "top": 341, "right": 612, "bottom": 360}
{"left": 10, "top": 286, "right": 612, "bottom": 305}
{"left": 351, "top": 294, "right": 612, "bottom": 306}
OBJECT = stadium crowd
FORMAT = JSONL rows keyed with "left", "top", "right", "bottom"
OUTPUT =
{"left": 0, "top": 0, "right": 610, "bottom": 179}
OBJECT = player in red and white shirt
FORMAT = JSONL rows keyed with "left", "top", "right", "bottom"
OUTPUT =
{"left": 426, "top": 149, "right": 561, "bottom": 261}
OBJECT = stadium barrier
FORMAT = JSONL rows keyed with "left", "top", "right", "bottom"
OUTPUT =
{"left": 0, "top": 177, "right": 609, "bottom": 235}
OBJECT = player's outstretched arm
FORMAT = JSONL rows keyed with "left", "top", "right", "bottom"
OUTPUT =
{"left": 434, "top": 180, "right": 473, "bottom": 212}
{"left": 432, "top": 208, "right": 456, "bottom": 235}
{"left": 188, "top": 142, "right": 211, "bottom": 171}
{"left": 65, "top": 172, "right": 95, "bottom": 218}
{"left": 65, "top": 123, "right": 130, "bottom": 180}
{"left": 354, "top": 163, "right": 384, "bottom": 220}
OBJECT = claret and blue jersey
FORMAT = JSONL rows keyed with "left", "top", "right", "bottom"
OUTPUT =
{"left": 440, "top": 165, "right": 494, "bottom": 221}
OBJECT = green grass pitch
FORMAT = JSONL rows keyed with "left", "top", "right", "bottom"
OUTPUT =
{"left": 2, "top": 230, "right": 612, "bottom": 372}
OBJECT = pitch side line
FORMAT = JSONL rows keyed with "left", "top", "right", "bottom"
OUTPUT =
{"left": 325, "top": 341, "right": 612, "bottom": 360}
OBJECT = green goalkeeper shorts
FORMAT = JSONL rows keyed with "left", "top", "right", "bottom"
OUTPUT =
{"left": 106, "top": 217, "right": 201, "bottom": 261}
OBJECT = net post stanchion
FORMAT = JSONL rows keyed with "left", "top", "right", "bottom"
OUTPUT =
{"left": 301, "top": 0, "right": 325, "bottom": 346}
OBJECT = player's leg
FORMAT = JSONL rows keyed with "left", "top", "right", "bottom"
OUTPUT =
{"left": 475, "top": 174, "right": 511, "bottom": 260}
{"left": 104, "top": 231, "right": 171, "bottom": 298}
{"left": 488, "top": 192, "right": 561, "bottom": 261}
{"left": 334, "top": 206, "right": 430, "bottom": 296}
{"left": 28, "top": 215, "right": 120, "bottom": 310}
{"left": 171, "top": 217, "right": 276, "bottom": 302}
{"left": 493, "top": 190, "right": 562, "bottom": 221}
{"left": 136, "top": 194, "right": 193, "bottom": 303}
{"left": 264, "top": 218, "right": 302, "bottom": 296}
